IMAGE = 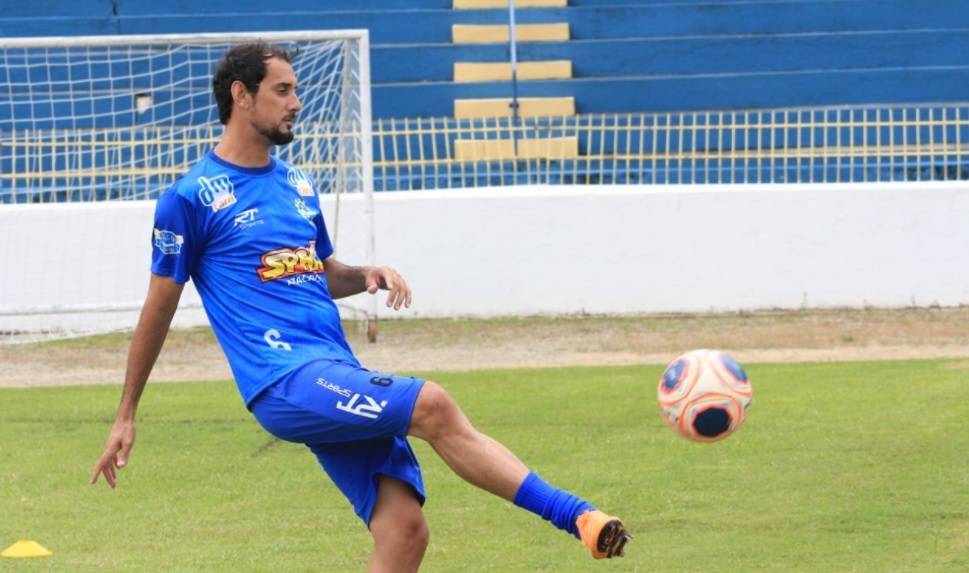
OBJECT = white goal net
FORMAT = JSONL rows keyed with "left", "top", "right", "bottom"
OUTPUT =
{"left": 0, "top": 31, "right": 376, "bottom": 343}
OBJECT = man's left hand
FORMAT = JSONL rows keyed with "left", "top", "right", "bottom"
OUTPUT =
{"left": 365, "top": 266, "right": 412, "bottom": 310}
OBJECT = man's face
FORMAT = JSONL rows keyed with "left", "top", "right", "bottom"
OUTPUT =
{"left": 249, "top": 57, "right": 301, "bottom": 146}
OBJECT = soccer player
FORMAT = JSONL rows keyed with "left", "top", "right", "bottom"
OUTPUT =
{"left": 90, "top": 41, "right": 631, "bottom": 570}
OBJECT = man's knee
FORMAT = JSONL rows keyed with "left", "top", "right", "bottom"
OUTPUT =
{"left": 401, "top": 514, "right": 430, "bottom": 554}
{"left": 410, "top": 381, "right": 462, "bottom": 442}
{"left": 372, "top": 509, "right": 429, "bottom": 557}
{"left": 370, "top": 476, "right": 429, "bottom": 567}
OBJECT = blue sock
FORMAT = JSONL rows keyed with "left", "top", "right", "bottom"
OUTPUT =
{"left": 513, "top": 472, "right": 595, "bottom": 539}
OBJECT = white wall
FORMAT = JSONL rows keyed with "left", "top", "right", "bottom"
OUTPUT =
{"left": 346, "top": 182, "right": 969, "bottom": 316}
{"left": 2, "top": 183, "right": 967, "bottom": 333}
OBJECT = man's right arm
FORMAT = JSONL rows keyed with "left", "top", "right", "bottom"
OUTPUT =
{"left": 89, "top": 273, "right": 183, "bottom": 488}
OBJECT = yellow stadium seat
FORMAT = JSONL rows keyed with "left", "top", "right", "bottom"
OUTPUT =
{"left": 454, "top": 136, "right": 579, "bottom": 161}
{"left": 452, "top": 23, "right": 570, "bottom": 44}
{"left": 453, "top": 0, "right": 566, "bottom": 8}
{"left": 454, "top": 97, "right": 575, "bottom": 119}
{"left": 454, "top": 60, "right": 572, "bottom": 82}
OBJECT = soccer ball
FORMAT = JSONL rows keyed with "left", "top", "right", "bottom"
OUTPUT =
{"left": 657, "top": 349, "right": 752, "bottom": 442}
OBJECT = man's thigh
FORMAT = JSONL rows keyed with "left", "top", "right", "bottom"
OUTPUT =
{"left": 252, "top": 359, "right": 426, "bottom": 444}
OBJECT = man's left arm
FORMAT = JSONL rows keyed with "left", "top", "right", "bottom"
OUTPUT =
{"left": 324, "top": 257, "right": 412, "bottom": 310}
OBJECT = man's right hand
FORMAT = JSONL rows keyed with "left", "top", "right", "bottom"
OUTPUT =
{"left": 88, "top": 274, "right": 183, "bottom": 489}
{"left": 90, "top": 419, "right": 136, "bottom": 488}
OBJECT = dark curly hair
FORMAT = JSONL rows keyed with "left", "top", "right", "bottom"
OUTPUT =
{"left": 212, "top": 42, "right": 295, "bottom": 125}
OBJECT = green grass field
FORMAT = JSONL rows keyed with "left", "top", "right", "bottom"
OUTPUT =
{"left": 2, "top": 359, "right": 968, "bottom": 572}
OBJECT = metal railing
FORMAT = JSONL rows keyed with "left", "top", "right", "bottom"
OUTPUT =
{"left": 372, "top": 103, "right": 969, "bottom": 190}
{"left": 2, "top": 102, "right": 967, "bottom": 202}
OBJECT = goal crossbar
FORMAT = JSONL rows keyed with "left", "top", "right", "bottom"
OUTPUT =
{"left": 0, "top": 30, "right": 372, "bottom": 49}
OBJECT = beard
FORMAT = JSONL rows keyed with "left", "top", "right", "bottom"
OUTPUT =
{"left": 258, "top": 119, "right": 296, "bottom": 146}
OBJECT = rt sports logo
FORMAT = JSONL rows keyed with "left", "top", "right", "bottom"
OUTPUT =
{"left": 257, "top": 241, "right": 325, "bottom": 282}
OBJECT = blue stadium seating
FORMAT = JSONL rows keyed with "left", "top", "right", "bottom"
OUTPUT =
{"left": 373, "top": 31, "right": 967, "bottom": 82}
{"left": 372, "top": 68, "right": 969, "bottom": 118}
{"left": 2, "top": 0, "right": 965, "bottom": 119}
{"left": 6, "top": 1, "right": 961, "bottom": 44}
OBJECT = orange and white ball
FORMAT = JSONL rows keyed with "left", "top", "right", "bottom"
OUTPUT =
{"left": 657, "top": 349, "right": 752, "bottom": 442}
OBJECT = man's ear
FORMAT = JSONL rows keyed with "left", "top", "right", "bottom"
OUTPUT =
{"left": 231, "top": 80, "right": 251, "bottom": 111}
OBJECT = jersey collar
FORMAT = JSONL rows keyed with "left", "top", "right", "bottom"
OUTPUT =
{"left": 207, "top": 150, "right": 276, "bottom": 175}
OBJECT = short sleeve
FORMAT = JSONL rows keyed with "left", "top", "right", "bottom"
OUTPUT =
{"left": 314, "top": 208, "right": 335, "bottom": 260}
{"left": 151, "top": 190, "right": 202, "bottom": 284}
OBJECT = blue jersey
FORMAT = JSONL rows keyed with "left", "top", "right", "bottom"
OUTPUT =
{"left": 151, "top": 151, "right": 359, "bottom": 405}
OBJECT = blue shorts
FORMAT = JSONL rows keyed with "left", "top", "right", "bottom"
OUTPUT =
{"left": 250, "top": 359, "right": 427, "bottom": 526}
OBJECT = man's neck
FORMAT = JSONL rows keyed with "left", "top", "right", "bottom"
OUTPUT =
{"left": 213, "top": 124, "right": 272, "bottom": 168}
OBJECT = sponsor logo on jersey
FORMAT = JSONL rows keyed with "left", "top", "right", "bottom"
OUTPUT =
{"left": 336, "top": 394, "right": 387, "bottom": 419}
{"left": 197, "top": 175, "right": 237, "bottom": 212}
{"left": 315, "top": 378, "right": 388, "bottom": 419}
{"left": 284, "top": 275, "right": 323, "bottom": 287}
{"left": 287, "top": 167, "right": 315, "bottom": 196}
{"left": 153, "top": 228, "right": 184, "bottom": 255}
{"left": 316, "top": 377, "right": 352, "bottom": 397}
{"left": 257, "top": 241, "right": 325, "bottom": 282}
{"left": 234, "top": 208, "right": 263, "bottom": 230}
{"left": 293, "top": 198, "right": 316, "bottom": 221}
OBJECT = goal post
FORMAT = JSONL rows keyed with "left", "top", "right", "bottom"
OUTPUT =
{"left": 0, "top": 30, "right": 378, "bottom": 343}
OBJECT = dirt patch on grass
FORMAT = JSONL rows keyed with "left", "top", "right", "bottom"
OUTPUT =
{"left": 2, "top": 307, "right": 968, "bottom": 388}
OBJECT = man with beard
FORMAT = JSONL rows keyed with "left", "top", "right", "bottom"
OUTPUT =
{"left": 90, "top": 42, "right": 630, "bottom": 571}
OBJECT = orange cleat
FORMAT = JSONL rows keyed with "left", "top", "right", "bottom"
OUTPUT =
{"left": 576, "top": 509, "right": 632, "bottom": 559}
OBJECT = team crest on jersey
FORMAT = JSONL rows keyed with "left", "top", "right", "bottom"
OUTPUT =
{"left": 197, "top": 175, "right": 237, "bottom": 212}
{"left": 293, "top": 198, "right": 316, "bottom": 221}
{"left": 153, "top": 228, "right": 184, "bottom": 255}
{"left": 287, "top": 168, "right": 315, "bottom": 196}
{"left": 257, "top": 241, "right": 325, "bottom": 282}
